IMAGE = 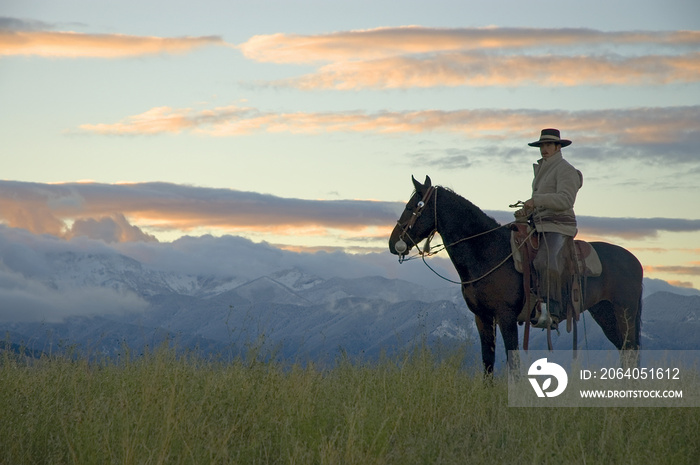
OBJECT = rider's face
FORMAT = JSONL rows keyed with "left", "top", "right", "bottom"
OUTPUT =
{"left": 539, "top": 142, "right": 559, "bottom": 158}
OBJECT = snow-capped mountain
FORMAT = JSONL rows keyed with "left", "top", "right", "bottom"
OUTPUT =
{"left": 1, "top": 241, "right": 698, "bottom": 363}
{"left": 40, "top": 250, "right": 246, "bottom": 297}
{"left": 0, "top": 247, "right": 473, "bottom": 361}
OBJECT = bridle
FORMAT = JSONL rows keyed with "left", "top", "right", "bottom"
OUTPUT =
{"left": 394, "top": 185, "right": 521, "bottom": 285}
{"left": 394, "top": 186, "right": 437, "bottom": 263}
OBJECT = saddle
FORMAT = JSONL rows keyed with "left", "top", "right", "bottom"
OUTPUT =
{"left": 510, "top": 224, "right": 601, "bottom": 277}
{"left": 510, "top": 223, "right": 602, "bottom": 350}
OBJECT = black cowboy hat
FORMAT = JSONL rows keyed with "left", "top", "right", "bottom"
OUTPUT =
{"left": 528, "top": 128, "right": 572, "bottom": 147}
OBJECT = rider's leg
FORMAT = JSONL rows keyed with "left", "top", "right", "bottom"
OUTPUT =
{"left": 533, "top": 232, "right": 566, "bottom": 328}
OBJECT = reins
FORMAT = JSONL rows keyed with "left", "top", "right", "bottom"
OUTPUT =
{"left": 397, "top": 186, "right": 529, "bottom": 286}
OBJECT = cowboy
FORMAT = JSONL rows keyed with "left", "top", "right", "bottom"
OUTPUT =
{"left": 516, "top": 128, "right": 583, "bottom": 329}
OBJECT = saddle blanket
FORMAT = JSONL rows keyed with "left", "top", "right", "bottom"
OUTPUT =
{"left": 510, "top": 229, "right": 602, "bottom": 277}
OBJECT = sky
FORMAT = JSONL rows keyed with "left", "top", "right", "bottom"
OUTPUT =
{"left": 1, "top": 0, "right": 700, "bottom": 292}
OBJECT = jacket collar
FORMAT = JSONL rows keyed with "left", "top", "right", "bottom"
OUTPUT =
{"left": 533, "top": 151, "right": 562, "bottom": 174}
{"left": 537, "top": 150, "right": 562, "bottom": 165}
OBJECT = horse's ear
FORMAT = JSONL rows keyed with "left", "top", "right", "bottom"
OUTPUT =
{"left": 411, "top": 175, "right": 422, "bottom": 192}
{"left": 411, "top": 175, "right": 431, "bottom": 193}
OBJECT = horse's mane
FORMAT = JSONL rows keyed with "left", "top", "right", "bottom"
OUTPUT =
{"left": 438, "top": 186, "right": 502, "bottom": 229}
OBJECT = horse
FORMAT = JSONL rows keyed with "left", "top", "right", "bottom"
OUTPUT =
{"left": 388, "top": 176, "right": 643, "bottom": 375}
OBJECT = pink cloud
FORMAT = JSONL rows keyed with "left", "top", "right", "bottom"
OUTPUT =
{"left": 238, "top": 27, "right": 700, "bottom": 90}
{"left": 666, "top": 280, "right": 696, "bottom": 289}
{"left": 279, "top": 52, "right": 700, "bottom": 90}
{"left": 0, "top": 181, "right": 401, "bottom": 243}
{"left": 79, "top": 107, "right": 196, "bottom": 135}
{"left": 239, "top": 27, "right": 700, "bottom": 64}
{"left": 67, "top": 214, "right": 158, "bottom": 243}
{"left": 77, "top": 104, "right": 700, "bottom": 154}
{"left": 652, "top": 265, "right": 700, "bottom": 276}
{"left": 2, "top": 182, "right": 699, "bottom": 247}
{"left": 0, "top": 30, "right": 225, "bottom": 58}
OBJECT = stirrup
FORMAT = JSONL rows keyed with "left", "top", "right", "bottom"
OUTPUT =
{"left": 532, "top": 302, "right": 552, "bottom": 329}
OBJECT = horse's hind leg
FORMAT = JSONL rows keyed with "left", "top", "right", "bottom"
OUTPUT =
{"left": 614, "top": 303, "right": 641, "bottom": 350}
{"left": 587, "top": 300, "right": 621, "bottom": 348}
{"left": 614, "top": 301, "right": 642, "bottom": 368}
{"left": 589, "top": 300, "right": 641, "bottom": 367}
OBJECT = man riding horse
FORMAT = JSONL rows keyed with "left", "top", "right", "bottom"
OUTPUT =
{"left": 515, "top": 128, "right": 583, "bottom": 330}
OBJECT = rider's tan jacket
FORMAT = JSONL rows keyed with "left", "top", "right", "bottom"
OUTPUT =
{"left": 531, "top": 151, "right": 583, "bottom": 237}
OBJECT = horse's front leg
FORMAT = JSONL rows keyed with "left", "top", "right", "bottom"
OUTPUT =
{"left": 474, "top": 313, "right": 496, "bottom": 376}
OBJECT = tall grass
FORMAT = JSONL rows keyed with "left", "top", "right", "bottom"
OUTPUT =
{"left": 1, "top": 344, "right": 698, "bottom": 464}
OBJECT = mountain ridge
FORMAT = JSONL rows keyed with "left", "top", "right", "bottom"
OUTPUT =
{"left": 1, "top": 243, "right": 698, "bottom": 362}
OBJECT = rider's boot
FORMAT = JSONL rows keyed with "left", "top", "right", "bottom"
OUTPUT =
{"left": 531, "top": 301, "right": 550, "bottom": 328}
{"left": 531, "top": 300, "right": 561, "bottom": 330}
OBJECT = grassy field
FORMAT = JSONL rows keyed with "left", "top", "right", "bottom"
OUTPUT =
{"left": 1, "top": 344, "right": 698, "bottom": 464}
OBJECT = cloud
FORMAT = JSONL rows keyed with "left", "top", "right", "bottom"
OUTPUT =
{"left": 634, "top": 247, "right": 700, "bottom": 255}
{"left": 408, "top": 149, "right": 475, "bottom": 170}
{"left": 238, "top": 27, "right": 700, "bottom": 89}
{"left": 642, "top": 265, "right": 700, "bottom": 290}
{"left": 0, "top": 181, "right": 402, "bottom": 243}
{"left": 3, "top": 217, "right": 698, "bottom": 324}
{"left": 0, "top": 227, "right": 149, "bottom": 322}
{"left": 575, "top": 216, "right": 700, "bottom": 240}
{"left": 482, "top": 210, "right": 700, "bottom": 241}
{"left": 666, "top": 280, "right": 696, "bottom": 289}
{"left": 648, "top": 265, "right": 700, "bottom": 276}
{"left": 0, "top": 16, "right": 55, "bottom": 31}
{"left": 1, "top": 175, "right": 699, "bottom": 324}
{"left": 0, "top": 280, "right": 148, "bottom": 323}
{"left": 68, "top": 213, "right": 158, "bottom": 243}
{"left": 112, "top": 232, "right": 455, "bottom": 285}
{"left": 0, "top": 181, "right": 159, "bottom": 241}
{"left": 0, "top": 224, "right": 459, "bottom": 323}
{"left": 0, "top": 17, "right": 225, "bottom": 58}
{"left": 280, "top": 52, "right": 700, "bottom": 90}
{"left": 1, "top": 181, "right": 699, "bottom": 249}
{"left": 79, "top": 105, "right": 255, "bottom": 135}
{"left": 239, "top": 27, "right": 700, "bottom": 64}
{"left": 77, "top": 104, "right": 700, "bottom": 163}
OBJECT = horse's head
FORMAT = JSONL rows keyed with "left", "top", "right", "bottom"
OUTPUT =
{"left": 388, "top": 175, "right": 437, "bottom": 259}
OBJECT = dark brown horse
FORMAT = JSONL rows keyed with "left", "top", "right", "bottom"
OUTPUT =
{"left": 389, "top": 176, "right": 643, "bottom": 375}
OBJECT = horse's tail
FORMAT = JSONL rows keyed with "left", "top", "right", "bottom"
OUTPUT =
{"left": 636, "top": 280, "right": 643, "bottom": 350}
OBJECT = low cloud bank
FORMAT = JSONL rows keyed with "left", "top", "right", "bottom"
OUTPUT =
{"left": 2, "top": 181, "right": 699, "bottom": 247}
{"left": 0, "top": 227, "right": 149, "bottom": 322}
{"left": 0, "top": 225, "right": 458, "bottom": 322}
